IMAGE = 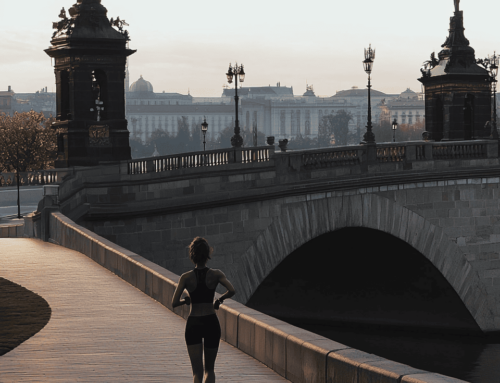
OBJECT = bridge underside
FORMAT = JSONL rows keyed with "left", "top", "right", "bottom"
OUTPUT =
{"left": 246, "top": 227, "right": 482, "bottom": 335}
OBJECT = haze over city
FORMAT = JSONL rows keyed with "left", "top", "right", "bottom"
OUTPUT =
{"left": 3, "top": 0, "right": 499, "bottom": 96}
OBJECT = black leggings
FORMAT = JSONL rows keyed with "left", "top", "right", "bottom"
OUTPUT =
{"left": 185, "top": 314, "right": 221, "bottom": 348}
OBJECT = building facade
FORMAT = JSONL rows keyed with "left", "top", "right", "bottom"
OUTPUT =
{"left": 125, "top": 80, "right": 375, "bottom": 143}
{"left": 13, "top": 87, "right": 56, "bottom": 117}
{"left": 379, "top": 88, "right": 425, "bottom": 125}
{"left": 0, "top": 86, "right": 14, "bottom": 116}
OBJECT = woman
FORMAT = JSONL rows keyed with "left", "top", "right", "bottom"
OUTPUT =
{"left": 172, "top": 237, "right": 236, "bottom": 383}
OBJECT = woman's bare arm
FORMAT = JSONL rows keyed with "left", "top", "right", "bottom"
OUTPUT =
{"left": 214, "top": 270, "right": 236, "bottom": 309}
{"left": 172, "top": 274, "right": 190, "bottom": 308}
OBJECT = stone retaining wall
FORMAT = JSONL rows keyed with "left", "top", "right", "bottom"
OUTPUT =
{"left": 0, "top": 223, "right": 24, "bottom": 238}
{"left": 43, "top": 211, "right": 466, "bottom": 383}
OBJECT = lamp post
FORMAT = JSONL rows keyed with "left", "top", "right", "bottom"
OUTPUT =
{"left": 392, "top": 118, "right": 398, "bottom": 143}
{"left": 226, "top": 63, "right": 245, "bottom": 147}
{"left": 362, "top": 44, "right": 376, "bottom": 144}
{"left": 15, "top": 142, "right": 21, "bottom": 219}
{"left": 489, "top": 52, "right": 499, "bottom": 136}
{"left": 201, "top": 117, "right": 208, "bottom": 151}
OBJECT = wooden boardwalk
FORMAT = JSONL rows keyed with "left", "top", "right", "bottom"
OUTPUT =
{"left": 0, "top": 239, "right": 289, "bottom": 382}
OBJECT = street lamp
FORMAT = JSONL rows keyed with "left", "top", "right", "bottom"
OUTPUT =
{"left": 201, "top": 117, "right": 208, "bottom": 151}
{"left": 489, "top": 52, "right": 499, "bottom": 136}
{"left": 362, "top": 44, "right": 376, "bottom": 144}
{"left": 15, "top": 142, "right": 21, "bottom": 219}
{"left": 226, "top": 63, "right": 245, "bottom": 147}
{"left": 392, "top": 118, "right": 398, "bottom": 143}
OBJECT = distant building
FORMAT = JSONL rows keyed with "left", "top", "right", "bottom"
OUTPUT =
{"left": 126, "top": 75, "right": 193, "bottom": 106}
{"left": 240, "top": 84, "right": 358, "bottom": 139}
{"left": 332, "top": 86, "right": 398, "bottom": 133}
{"left": 0, "top": 86, "right": 14, "bottom": 116}
{"left": 379, "top": 88, "right": 425, "bottom": 125}
{"left": 13, "top": 87, "right": 56, "bottom": 117}
{"left": 126, "top": 76, "right": 232, "bottom": 142}
{"left": 123, "top": 75, "right": 424, "bottom": 144}
{"left": 222, "top": 83, "right": 295, "bottom": 100}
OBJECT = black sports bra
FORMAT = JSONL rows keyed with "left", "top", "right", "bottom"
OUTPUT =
{"left": 190, "top": 268, "right": 217, "bottom": 304}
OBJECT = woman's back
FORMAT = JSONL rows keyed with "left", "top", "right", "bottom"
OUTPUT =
{"left": 185, "top": 268, "right": 220, "bottom": 317}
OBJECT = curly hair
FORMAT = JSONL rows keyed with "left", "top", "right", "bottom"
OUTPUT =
{"left": 189, "top": 237, "right": 213, "bottom": 265}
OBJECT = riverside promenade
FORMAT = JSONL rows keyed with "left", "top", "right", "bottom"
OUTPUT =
{"left": 0, "top": 238, "right": 289, "bottom": 382}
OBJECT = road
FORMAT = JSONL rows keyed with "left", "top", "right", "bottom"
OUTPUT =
{"left": 0, "top": 187, "right": 43, "bottom": 218}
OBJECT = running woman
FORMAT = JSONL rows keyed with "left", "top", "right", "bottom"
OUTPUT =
{"left": 172, "top": 237, "right": 236, "bottom": 383}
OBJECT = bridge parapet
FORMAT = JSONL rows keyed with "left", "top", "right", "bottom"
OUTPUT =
{"left": 287, "top": 139, "right": 497, "bottom": 172}
{"left": 127, "top": 146, "right": 274, "bottom": 175}
{"left": 33, "top": 139, "right": 499, "bottom": 224}
{"left": 0, "top": 169, "right": 61, "bottom": 187}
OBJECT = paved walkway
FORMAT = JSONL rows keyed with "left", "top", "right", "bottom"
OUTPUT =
{"left": 0, "top": 239, "right": 289, "bottom": 382}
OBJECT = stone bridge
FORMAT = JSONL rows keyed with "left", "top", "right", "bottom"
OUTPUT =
{"left": 33, "top": 139, "right": 500, "bottom": 334}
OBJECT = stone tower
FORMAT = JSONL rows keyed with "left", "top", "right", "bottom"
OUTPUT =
{"left": 418, "top": 5, "right": 491, "bottom": 141}
{"left": 45, "top": 0, "right": 136, "bottom": 167}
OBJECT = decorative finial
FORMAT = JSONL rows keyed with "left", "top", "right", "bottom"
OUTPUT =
{"left": 454, "top": 0, "right": 460, "bottom": 12}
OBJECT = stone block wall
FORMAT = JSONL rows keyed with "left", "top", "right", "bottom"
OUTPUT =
{"left": 88, "top": 199, "right": 279, "bottom": 297}
{"left": 377, "top": 177, "right": 500, "bottom": 330}
{"left": 0, "top": 223, "right": 24, "bottom": 238}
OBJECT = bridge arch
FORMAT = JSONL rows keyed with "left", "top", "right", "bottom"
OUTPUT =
{"left": 235, "top": 193, "right": 495, "bottom": 332}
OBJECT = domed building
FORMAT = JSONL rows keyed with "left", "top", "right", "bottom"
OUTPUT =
{"left": 399, "top": 88, "right": 418, "bottom": 100}
{"left": 126, "top": 75, "right": 234, "bottom": 144}
{"left": 303, "top": 85, "right": 316, "bottom": 97}
{"left": 129, "top": 75, "right": 154, "bottom": 93}
{"left": 126, "top": 75, "right": 192, "bottom": 106}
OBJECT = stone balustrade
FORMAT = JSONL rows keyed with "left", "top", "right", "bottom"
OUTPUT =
{"left": 0, "top": 170, "right": 60, "bottom": 187}
{"left": 119, "top": 140, "right": 499, "bottom": 179}
{"left": 128, "top": 146, "right": 273, "bottom": 175}
{"left": 287, "top": 139, "right": 497, "bottom": 170}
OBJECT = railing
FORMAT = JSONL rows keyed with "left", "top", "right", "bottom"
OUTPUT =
{"left": 416, "top": 144, "right": 425, "bottom": 161}
{"left": 302, "top": 147, "right": 362, "bottom": 168}
{"left": 128, "top": 146, "right": 273, "bottom": 175}
{"left": 292, "top": 139, "right": 497, "bottom": 171}
{"left": 377, "top": 144, "right": 406, "bottom": 162}
{"left": 0, "top": 170, "right": 59, "bottom": 187}
{"left": 433, "top": 142, "right": 487, "bottom": 160}
{"left": 126, "top": 140, "right": 496, "bottom": 176}
{"left": 242, "top": 147, "right": 271, "bottom": 163}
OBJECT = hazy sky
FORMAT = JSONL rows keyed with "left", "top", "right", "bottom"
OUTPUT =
{"left": 2, "top": 0, "right": 499, "bottom": 97}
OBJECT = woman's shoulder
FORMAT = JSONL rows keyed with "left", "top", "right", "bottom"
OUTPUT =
{"left": 208, "top": 268, "right": 225, "bottom": 278}
{"left": 181, "top": 270, "right": 195, "bottom": 279}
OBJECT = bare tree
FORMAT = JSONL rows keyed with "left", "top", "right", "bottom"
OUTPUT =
{"left": 0, "top": 111, "right": 57, "bottom": 172}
